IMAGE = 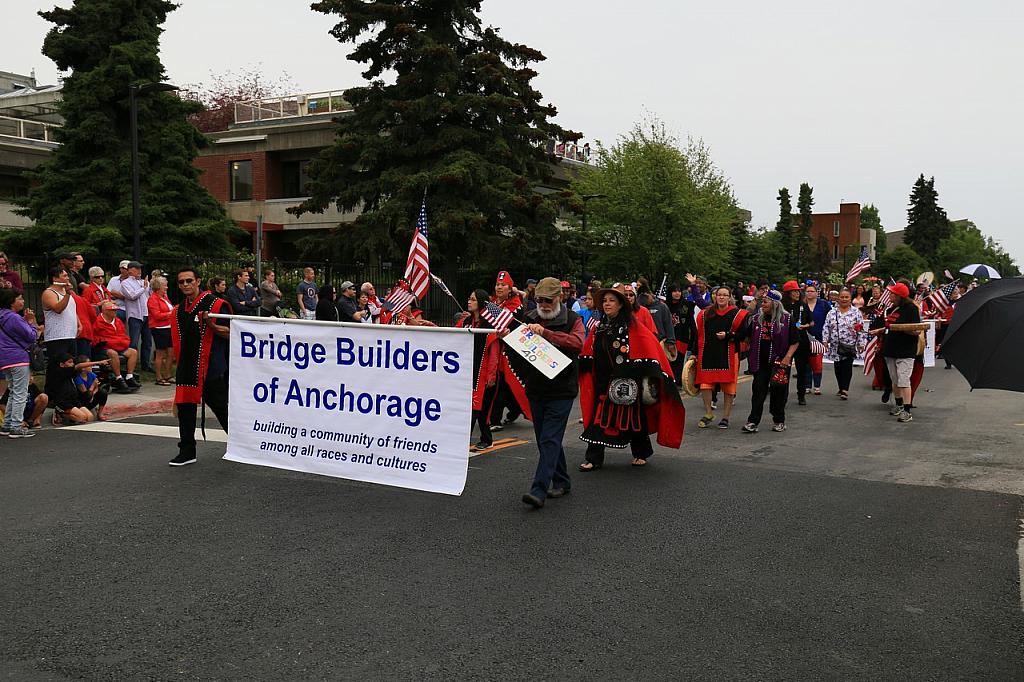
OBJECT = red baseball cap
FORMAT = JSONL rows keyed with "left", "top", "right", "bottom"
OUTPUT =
{"left": 886, "top": 282, "right": 910, "bottom": 299}
{"left": 560, "top": 280, "right": 571, "bottom": 289}
{"left": 782, "top": 280, "right": 800, "bottom": 292}
{"left": 496, "top": 271, "right": 513, "bottom": 286}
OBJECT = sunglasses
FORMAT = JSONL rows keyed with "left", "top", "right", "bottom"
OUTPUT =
{"left": 625, "top": 293, "right": 636, "bottom": 298}
{"left": 535, "top": 296, "right": 555, "bottom": 304}
{"left": 92, "top": 275, "right": 104, "bottom": 279}
{"left": 178, "top": 278, "right": 195, "bottom": 285}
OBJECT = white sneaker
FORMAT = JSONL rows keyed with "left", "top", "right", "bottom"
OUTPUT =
{"left": 8, "top": 427, "right": 35, "bottom": 439}
{"left": 772, "top": 423, "right": 786, "bottom": 432}
{"left": 897, "top": 410, "right": 913, "bottom": 423}
{"left": 889, "top": 406, "right": 904, "bottom": 416}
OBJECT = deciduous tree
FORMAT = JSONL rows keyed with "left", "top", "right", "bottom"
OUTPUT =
{"left": 572, "top": 119, "right": 737, "bottom": 279}
{"left": 861, "top": 203, "right": 885, "bottom": 255}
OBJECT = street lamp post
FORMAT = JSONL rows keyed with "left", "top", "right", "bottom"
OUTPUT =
{"left": 579, "top": 193, "right": 607, "bottom": 285}
{"left": 130, "top": 81, "right": 179, "bottom": 262}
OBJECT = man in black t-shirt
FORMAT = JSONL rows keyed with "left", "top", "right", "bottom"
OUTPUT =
{"left": 880, "top": 283, "right": 921, "bottom": 422}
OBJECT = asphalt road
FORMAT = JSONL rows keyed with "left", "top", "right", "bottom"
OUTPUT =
{"left": 2, "top": 365, "right": 1023, "bottom": 680}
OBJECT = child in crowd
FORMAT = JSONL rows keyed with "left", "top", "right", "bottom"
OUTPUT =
{"left": 49, "top": 353, "right": 95, "bottom": 425}
{"left": 74, "top": 355, "right": 109, "bottom": 421}
{"left": 0, "top": 373, "right": 49, "bottom": 430}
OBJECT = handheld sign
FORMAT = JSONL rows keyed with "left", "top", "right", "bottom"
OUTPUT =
{"left": 501, "top": 324, "right": 572, "bottom": 380}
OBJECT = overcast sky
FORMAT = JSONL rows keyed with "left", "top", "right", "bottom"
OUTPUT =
{"left": 7, "top": 1, "right": 1024, "bottom": 264}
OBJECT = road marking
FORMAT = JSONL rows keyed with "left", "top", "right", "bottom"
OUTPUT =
{"left": 469, "top": 437, "right": 529, "bottom": 457}
{"left": 68, "top": 421, "right": 228, "bottom": 442}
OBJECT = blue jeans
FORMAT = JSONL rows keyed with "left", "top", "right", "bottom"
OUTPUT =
{"left": 527, "top": 397, "right": 574, "bottom": 499}
{"left": 128, "top": 317, "right": 143, "bottom": 357}
{"left": 140, "top": 318, "right": 153, "bottom": 370}
{"left": 3, "top": 364, "right": 30, "bottom": 431}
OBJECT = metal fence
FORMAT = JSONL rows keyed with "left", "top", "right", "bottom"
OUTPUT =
{"left": 6, "top": 256, "right": 574, "bottom": 325}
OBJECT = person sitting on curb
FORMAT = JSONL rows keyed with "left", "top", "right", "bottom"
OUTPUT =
{"left": 91, "top": 301, "right": 140, "bottom": 393}
{"left": 49, "top": 353, "right": 96, "bottom": 425}
{"left": 74, "top": 355, "right": 109, "bottom": 421}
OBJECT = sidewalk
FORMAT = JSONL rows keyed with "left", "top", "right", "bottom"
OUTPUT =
{"left": 102, "top": 381, "right": 175, "bottom": 421}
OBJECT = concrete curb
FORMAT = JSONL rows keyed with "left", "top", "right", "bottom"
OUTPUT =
{"left": 104, "top": 399, "right": 173, "bottom": 421}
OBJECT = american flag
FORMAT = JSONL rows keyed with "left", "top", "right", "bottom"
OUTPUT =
{"left": 656, "top": 274, "right": 668, "bottom": 301}
{"left": 384, "top": 286, "right": 416, "bottom": 314}
{"left": 845, "top": 246, "right": 872, "bottom": 283}
{"left": 481, "top": 302, "right": 514, "bottom": 333}
{"left": 925, "top": 281, "right": 958, "bottom": 315}
{"left": 430, "top": 273, "right": 455, "bottom": 300}
{"left": 863, "top": 285, "right": 895, "bottom": 375}
{"left": 809, "top": 337, "right": 826, "bottom": 355}
{"left": 403, "top": 200, "right": 430, "bottom": 299}
{"left": 586, "top": 313, "right": 600, "bottom": 333}
{"left": 862, "top": 336, "right": 880, "bottom": 376}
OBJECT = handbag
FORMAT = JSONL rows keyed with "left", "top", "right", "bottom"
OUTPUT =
{"left": 770, "top": 362, "right": 790, "bottom": 387}
{"left": 837, "top": 342, "right": 857, "bottom": 359}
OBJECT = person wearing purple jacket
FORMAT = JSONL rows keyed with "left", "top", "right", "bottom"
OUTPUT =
{"left": 0, "top": 288, "right": 39, "bottom": 438}
{"left": 741, "top": 290, "right": 799, "bottom": 434}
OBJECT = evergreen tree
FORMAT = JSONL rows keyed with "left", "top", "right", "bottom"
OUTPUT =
{"left": 905, "top": 174, "right": 950, "bottom": 261}
{"left": 776, "top": 187, "right": 793, "bottom": 270}
{"left": 795, "top": 182, "right": 814, "bottom": 274}
{"left": 294, "top": 0, "right": 577, "bottom": 267}
{"left": 861, "top": 203, "right": 885, "bottom": 255}
{"left": 5, "top": 0, "right": 238, "bottom": 260}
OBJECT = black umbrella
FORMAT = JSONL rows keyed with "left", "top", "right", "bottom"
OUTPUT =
{"left": 941, "top": 277, "right": 1024, "bottom": 391}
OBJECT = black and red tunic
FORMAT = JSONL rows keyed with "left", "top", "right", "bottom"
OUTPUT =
{"left": 172, "top": 292, "right": 230, "bottom": 404}
{"left": 694, "top": 305, "right": 749, "bottom": 384}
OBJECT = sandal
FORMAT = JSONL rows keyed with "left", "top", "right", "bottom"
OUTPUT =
{"left": 631, "top": 458, "right": 647, "bottom": 467}
{"left": 578, "top": 462, "right": 601, "bottom": 472}
{"left": 698, "top": 414, "right": 715, "bottom": 428}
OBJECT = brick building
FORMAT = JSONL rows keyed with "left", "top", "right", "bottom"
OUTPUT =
{"left": 194, "top": 90, "right": 587, "bottom": 258}
{"left": 798, "top": 202, "right": 877, "bottom": 266}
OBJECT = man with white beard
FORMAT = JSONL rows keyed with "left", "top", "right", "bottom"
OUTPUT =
{"left": 503, "top": 277, "right": 584, "bottom": 509}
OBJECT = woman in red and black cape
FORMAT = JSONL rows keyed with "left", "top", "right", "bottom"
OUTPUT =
{"left": 457, "top": 289, "right": 530, "bottom": 452}
{"left": 578, "top": 288, "right": 685, "bottom": 470}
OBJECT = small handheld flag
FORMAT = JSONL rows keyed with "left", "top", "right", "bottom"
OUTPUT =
{"left": 481, "top": 302, "right": 514, "bottom": 333}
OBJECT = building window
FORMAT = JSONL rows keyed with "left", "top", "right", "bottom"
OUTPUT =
{"left": 833, "top": 220, "right": 840, "bottom": 237}
{"left": 833, "top": 243, "right": 839, "bottom": 260}
{"left": 281, "top": 160, "right": 311, "bottom": 198}
{"left": 230, "top": 160, "right": 253, "bottom": 201}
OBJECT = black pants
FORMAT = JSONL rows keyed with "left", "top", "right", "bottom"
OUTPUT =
{"left": 493, "top": 376, "right": 521, "bottom": 422}
{"left": 747, "top": 367, "right": 788, "bottom": 425}
{"left": 794, "top": 347, "right": 810, "bottom": 397}
{"left": 834, "top": 356, "right": 854, "bottom": 391}
{"left": 472, "top": 385, "right": 497, "bottom": 445}
{"left": 81, "top": 389, "right": 108, "bottom": 411}
{"left": 44, "top": 338, "right": 76, "bottom": 396}
{"left": 585, "top": 433, "right": 654, "bottom": 466}
{"left": 176, "top": 374, "right": 229, "bottom": 455}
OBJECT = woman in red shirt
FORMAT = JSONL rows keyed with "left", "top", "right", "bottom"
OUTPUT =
{"left": 147, "top": 276, "right": 175, "bottom": 385}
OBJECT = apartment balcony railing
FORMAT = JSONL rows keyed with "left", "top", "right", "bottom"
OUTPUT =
{"left": 0, "top": 114, "right": 59, "bottom": 146}
{"left": 234, "top": 91, "right": 352, "bottom": 124}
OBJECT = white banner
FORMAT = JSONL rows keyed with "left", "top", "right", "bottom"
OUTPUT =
{"left": 224, "top": 319, "right": 473, "bottom": 495}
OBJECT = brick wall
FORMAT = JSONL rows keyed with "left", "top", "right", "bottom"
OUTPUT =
{"left": 807, "top": 203, "right": 861, "bottom": 261}
{"left": 193, "top": 151, "right": 269, "bottom": 202}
